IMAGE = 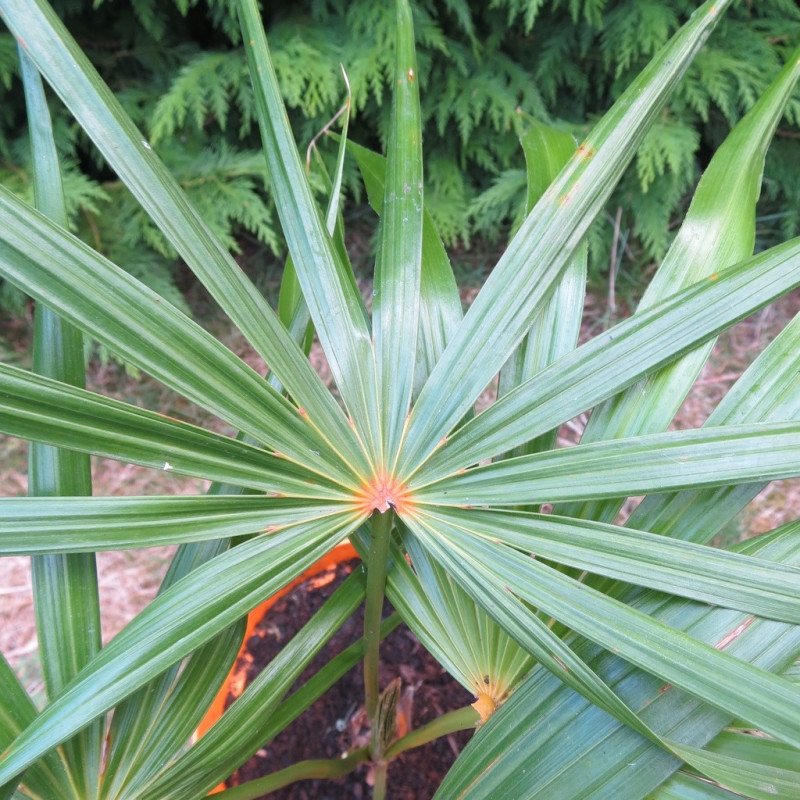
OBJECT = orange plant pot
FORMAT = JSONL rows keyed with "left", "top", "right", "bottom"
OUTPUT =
{"left": 197, "top": 540, "right": 359, "bottom": 793}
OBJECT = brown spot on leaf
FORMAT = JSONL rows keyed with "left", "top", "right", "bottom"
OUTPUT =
{"left": 715, "top": 616, "right": 754, "bottom": 650}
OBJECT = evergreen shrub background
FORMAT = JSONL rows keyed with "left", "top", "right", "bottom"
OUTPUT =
{"left": 1, "top": 0, "right": 799, "bottom": 314}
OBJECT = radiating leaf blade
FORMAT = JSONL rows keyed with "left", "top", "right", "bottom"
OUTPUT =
{"left": 99, "top": 615, "right": 246, "bottom": 800}
{"left": 0, "top": 655, "right": 73, "bottom": 800}
{"left": 434, "top": 526, "right": 800, "bottom": 799}
{"left": 373, "top": 0, "right": 424, "bottom": 468}
{"left": 346, "top": 139, "right": 463, "bottom": 402}
{"left": 413, "top": 240, "right": 800, "bottom": 483}
{"left": 0, "top": 363, "right": 349, "bottom": 498}
{"left": 237, "top": 0, "right": 381, "bottom": 465}
{"left": 497, "top": 115, "right": 586, "bottom": 459}
{"left": 0, "top": 190, "right": 356, "bottom": 487}
{"left": 651, "top": 772, "right": 748, "bottom": 800}
{"left": 0, "top": 496, "right": 345, "bottom": 554}
{"left": 0, "top": 512, "right": 364, "bottom": 786}
{"left": 562, "top": 43, "right": 800, "bottom": 523}
{"left": 425, "top": 521, "right": 800, "bottom": 749}
{"left": 276, "top": 89, "right": 364, "bottom": 385}
{"left": 19, "top": 43, "right": 103, "bottom": 798}
{"left": 415, "top": 422, "right": 800, "bottom": 507}
{"left": 405, "top": 515, "right": 671, "bottom": 750}
{"left": 396, "top": 0, "right": 734, "bottom": 479}
{"left": 423, "top": 506, "right": 800, "bottom": 624}
{"left": 666, "top": 735, "right": 800, "bottom": 800}
{"left": 630, "top": 307, "right": 800, "bottom": 544}
{"left": 97, "top": 530, "right": 243, "bottom": 800}
{"left": 0, "top": 0, "right": 369, "bottom": 480}
{"left": 141, "top": 571, "right": 367, "bottom": 800}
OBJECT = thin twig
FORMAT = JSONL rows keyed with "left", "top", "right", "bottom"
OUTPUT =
{"left": 306, "top": 64, "right": 351, "bottom": 170}
{"left": 608, "top": 205, "right": 623, "bottom": 315}
{"left": 693, "top": 372, "right": 742, "bottom": 385}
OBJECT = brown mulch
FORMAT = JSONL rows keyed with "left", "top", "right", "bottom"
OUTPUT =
{"left": 223, "top": 558, "right": 473, "bottom": 799}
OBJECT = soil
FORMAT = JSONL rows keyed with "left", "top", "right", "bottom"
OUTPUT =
{"left": 222, "top": 558, "right": 474, "bottom": 799}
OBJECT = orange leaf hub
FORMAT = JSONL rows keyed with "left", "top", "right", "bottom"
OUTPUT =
{"left": 353, "top": 471, "right": 414, "bottom": 516}
{"left": 471, "top": 692, "right": 498, "bottom": 725}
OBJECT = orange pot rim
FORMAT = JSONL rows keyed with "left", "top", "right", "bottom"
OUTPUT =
{"left": 196, "top": 539, "right": 360, "bottom": 743}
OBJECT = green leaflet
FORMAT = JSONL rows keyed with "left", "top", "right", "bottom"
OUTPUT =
{"left": 346, "top": 139, "right": 463, "bottom": 402}
{"left": 0, "top": 188, "right": 355, "bottom": 487}
{"left": 415, "top": 423, "right": 800, "bottom": 507}
{"left": 0, "top": 362, "right": 350, "bottom": 499}
{"left": 496, "top": 114, "right": 587, "bottom": 461}
{"left": 0, "top": 654, "right": 73, "bottom": 800}
{"left": 139, "top": 570, "right": 367, "bottom": 799}
{"left": 422, "top": 506, "right": 800, "bottom": 625}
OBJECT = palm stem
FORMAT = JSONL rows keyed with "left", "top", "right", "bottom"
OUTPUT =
{"left": 372, "top": 762, "right": 388, "bottom": 800}
{"left": 210, "top": 746, "right": 370, "bottom": 800}
{"left": 363, "top": 509, "right": 394, "bottom": 757}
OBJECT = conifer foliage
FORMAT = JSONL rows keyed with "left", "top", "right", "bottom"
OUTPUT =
{"left": 3, "top": 0, "right": 800, "bottom": 796}
{"left": 0, "top": 0, "right": 798, "bottom": 313}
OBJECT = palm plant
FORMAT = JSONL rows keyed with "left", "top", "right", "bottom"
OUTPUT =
{"left": 2, "top": 0, "right": 800, "bottom": 797}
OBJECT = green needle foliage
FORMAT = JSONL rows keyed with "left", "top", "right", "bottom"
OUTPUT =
{"left": 1, "top": 0, "right": 799, "bottom": 317}
{"left": 2, "top": 1, "right": 800, "bottom": 798}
